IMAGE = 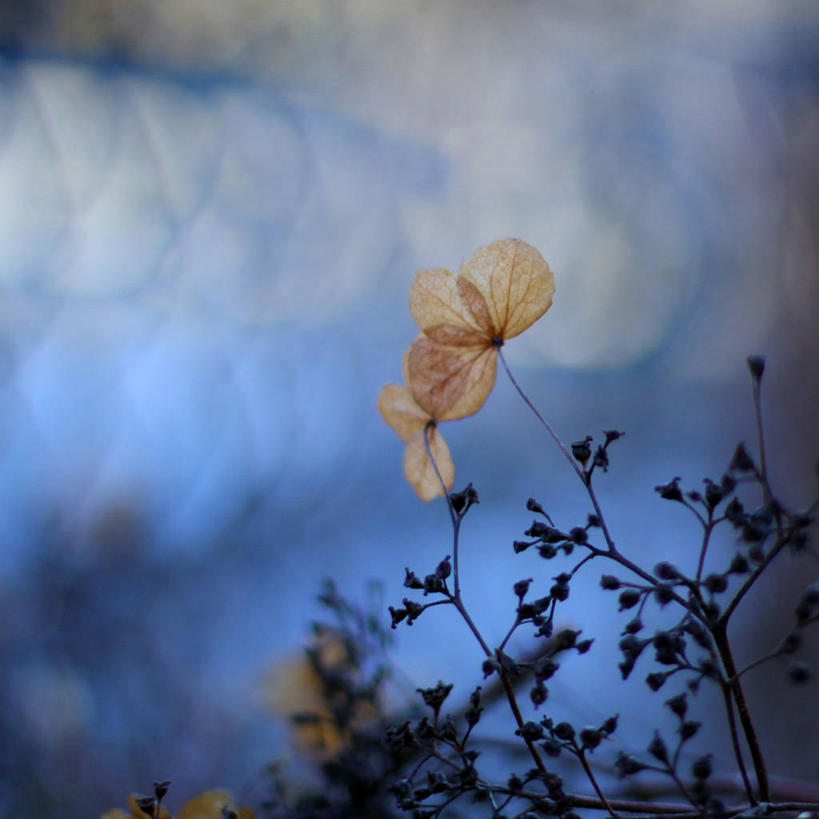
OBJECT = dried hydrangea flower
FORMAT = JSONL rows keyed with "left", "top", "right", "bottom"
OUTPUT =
{"left": 407, "top": 238, "right": 554, "bottom": 419}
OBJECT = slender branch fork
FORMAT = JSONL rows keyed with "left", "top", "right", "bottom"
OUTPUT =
{"left": 422, "top": 417, "right": 682, "bottom": 816}
{"left": 497, "top": 347, "right": 696, "bottom": 614}
{"left": 414, "top": 356, "right": 818, "bottom": 816}
{"left": 494, "top": 348, "right": 779, "bottom": 804}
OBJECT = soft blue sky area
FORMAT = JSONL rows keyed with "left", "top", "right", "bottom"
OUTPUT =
{"left": 1, "top": 4, "right": 818, "bottom": 814}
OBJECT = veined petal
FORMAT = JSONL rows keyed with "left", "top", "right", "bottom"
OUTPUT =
{"left": 459, "top": 238, "right": 554, "bottom": 339}
{"left": 456, "top": 276, "right": 494, "bottom": 336}
{"left": 407, "top": 336, "right": 497, "bottom": 421}
{"left": 404, "top": 426, "right": 454, "bottom": 500}
{"left": 377, "top": 383, "right": 430, "bottom": 443}
{"left": 409, "top": 268, "right": 487, "bottom": 345}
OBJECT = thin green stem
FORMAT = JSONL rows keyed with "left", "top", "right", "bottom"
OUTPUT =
{"left": 496, "top": 345, "right": 581, "bottom": 478}
{"left": 713, "top": 624, "right": 768, "bottom": 802}
{"left": 423, "top": 421, "right": 458, "bottom": 528}
{"left": 751, "top": 377, "right": 770, "bottom": 500}
{"left": 496, "top": 348, "right": 616, "bottom": 550}
{"left": 719, "top": 534, "right": 787, "bottom": 627}
{"left": 449, "top": 595, "right": 491, "bottom": 658}
{"left": 695, "top": 517, "right": 714, "bottom": 585}
{"left": 423, "top": 422, "right": 467, "bottom": 603}
{"left": 576, "top": 747, "right": 620, "bottom": 818}
{"left": 666, "top": 768, "right": 698, "bottom": 813}
{"left": 504, "top": 788, "right": 694, "bottom": 814}
{"left": 498, "top": 615, "right": 522, "bottom": 653}
{"left": 732, "top": 649, "right": 783, "bottom": 682}
{"left": 718, "top": 679, "right": 755, "bottom": 803}
{"left": 497, "top": 348, "right": 705, "bottom": 622}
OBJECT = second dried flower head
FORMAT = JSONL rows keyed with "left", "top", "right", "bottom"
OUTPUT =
{"left": 379, "top": 238, "right": 554, "bottom": 499}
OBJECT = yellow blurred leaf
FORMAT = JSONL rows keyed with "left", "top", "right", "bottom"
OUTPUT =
{"left": 176, "top": 790, "right": 232, "bottom": 819}
{"left": 104, "top": 790, "right": 253, "bottom": 819}
{"left": 264, "top": 625, "right": 378, "bottom": 759}
{"left": 265, "top": 652, "right": 344, "bottom": 755}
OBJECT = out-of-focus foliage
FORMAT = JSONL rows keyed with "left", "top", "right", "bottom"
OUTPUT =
{"left": 259, "top": 581, "right": 410, "bottom": 818}
{"left": 101, "top": 788, "right": 254, "bottom": 819}
{"left": 265, "top": 625, "right": 378, "bottom": 759}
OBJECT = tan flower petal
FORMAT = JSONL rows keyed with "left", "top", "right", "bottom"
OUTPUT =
{"left": 456, "top": 277, "right": 494, "bottom": 336}
{"left": 459, "top": 238, "right": 554, "bottom": 340}
{"left": 177, "top": 790, "right": 234, "bottom": 819}
{"left": 377, "top": 383, "right": 429, "bottom": 442}
{"left": 407, "top": 336, "right": 497, "bottom": 421}
{"left": 409, "top": 268, "right": 487, "bottom": 345}
{"left": 401, "top": 348, "right": 411, "bottom": 386}
{"left": 404, "top": 426, "right": 454, "bottom": 500}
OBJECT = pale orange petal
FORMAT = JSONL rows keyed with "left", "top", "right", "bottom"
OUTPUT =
{"left": 456, "top": 277, "right": 494, "bottom": 335}
{"left": 459, "top": 238, "right": 554, "bottom": 339}
{"left": 404, "top": 426, "right": 454, "bottom": 500}
{"left": 409, "top": 267, "right": 488, "bottom": 345}
{"left": 177, "top": 790, "right": 232, "bottom": 819}
{"left": 407, "top": 336, "right": 497, "bottom": 421}
{"left": 378, "top": 383, "right": 429, "bottom": 442}
{"left": 401, "top": 347, "right": 413, "bottom": 387}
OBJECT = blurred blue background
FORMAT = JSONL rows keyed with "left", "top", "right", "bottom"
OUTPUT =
{"left": 1, "top": 2, "right": 818, "bottom": 815}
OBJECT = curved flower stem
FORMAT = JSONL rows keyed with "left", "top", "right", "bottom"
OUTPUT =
{"left": 498, "top": 615, "right": 522, "bottom": 653}
{"left": 449, "top": 590, "right": 491, "bottom": 658}
{"left": 497, "top": 348, "right": 701, "bottom": 620}
{"left": 496, "top": 347, "right": 618, "bottom": 553}
{"left": 734, "top": 613, "right": 819, "bottom": 681}
{"left": 695, "top": 513, "right": 714, "bottom": 585}
{"left": 424, "top": 421, "right": 458, "bottom": 529}
{"left": 575, "top": 747, "right": 620, "bottom": 818}
{"left": 496, "top": 345, "right": 583, "bottom": 481}
{"left": 751, "top": 371, "right": 770, "bottom": 500}
{"left": 666, "top": 770, "right": 697, "bottom": 813}
{"left": 718, "top": 678, "right": 755, "bottom": 803}
{"left": 719, "top": 534, "right": 787, "bottom": 628}
{"left": 732, "top": 649, "right": 781, "bottom": 682}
